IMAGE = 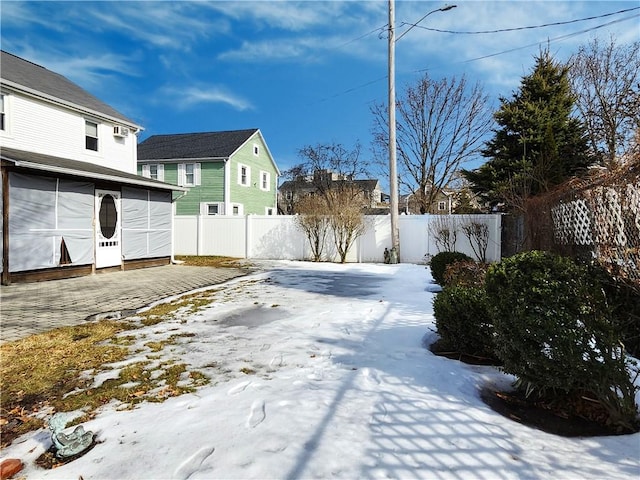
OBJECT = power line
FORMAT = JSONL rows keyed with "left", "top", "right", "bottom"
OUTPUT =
{"left": 400, "top": 6, "right": 639, "bottom": 35}
{"left": 458, "top": 14, "right": 639, "bottom": 65}
{"left": 332, "top": 24, "right": 388, "bottom": 50}
{"left": 307, "top": 8, "right": 639, "bottom": 105}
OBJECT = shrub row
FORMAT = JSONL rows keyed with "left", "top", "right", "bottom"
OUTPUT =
{"left": 430, "top": 249, "right": 639, "bottom": 432}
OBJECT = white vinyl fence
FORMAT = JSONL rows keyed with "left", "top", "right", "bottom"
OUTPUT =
{"left": 174, "top": 214, "right": 502, "bottom": 264}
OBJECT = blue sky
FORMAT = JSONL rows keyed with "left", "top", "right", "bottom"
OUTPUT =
{"left": 1, "top": 1, "right": 638, "bottom": 179}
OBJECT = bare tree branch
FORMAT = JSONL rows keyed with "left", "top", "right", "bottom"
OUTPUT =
{"left": 569, "top": 36, "right": 640, "bottom": 167}
{"left": 371, "top": 73, "right": 493, "bottom": 213}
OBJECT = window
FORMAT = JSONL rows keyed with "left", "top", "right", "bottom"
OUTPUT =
{"left": 231, "top": 203, "right": 243, "bottom": 216}
{"left": 260, "top": 171, "right": 270, "bottom": 191}
{"left": 438, "top": 201, "right": 447, "bottom": 211}
{"left": 178, "top": 163, "right": 201, "bottom": 186}
{"left": 141, "top": 164, "right": 164, "bottom": 181}
{"left": 185, "top": 163, "right": 195, "bottom": 185}
{"left": 200, "top": 202, "right": 224, "bottom": 215}
{"left": 253, "top": 144, "right": 260, "bottom": 156}
{"left": 238, "top": 163, "right": 251, "bottom": 186}
{"left": 285, "top": 191, "right": 293, "bottom": 201}
{"left": 0, "top": 93, "right": 5, "bottom": 131}
{"left": 85, "top": 120, "right": 98, "bottom": 151}
{"left": 265, "top": 207, "right": 275, "bottom": 215}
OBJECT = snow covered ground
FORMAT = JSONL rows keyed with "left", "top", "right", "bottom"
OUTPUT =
{"left": 4, "top": 261, "right": 639, "bottom": 479}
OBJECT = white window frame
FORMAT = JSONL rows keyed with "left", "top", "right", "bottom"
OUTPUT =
{"left": 0, "top": 92, "right": 7, "bottom": 132}
{"left": 253, "top": 144, "right": 260, "bottom": 156}
{"left": 260, "top": 171, "right": 271, "bottom": 191}
{"left": 285, "top": 191, "right": 293, "bottom": 201}
{"left": 231, "top": 203, "right": 244, "bottom": 216}
{"left": 200, "top": 202, "right": 224, "bottom": 215}
{"left": 438, "top": 200, "right": 447, "bottom": 211}
{"left": 85, "top": 119, "right": 99, "bottom": 151}
{"left": 178, "top": 162, "right": 201, "bottom": 187}
{"left": 141, "top": 163, "right": 164, "bottom": 181}
{"left": 238, "top": 163, "right": 251, "bottom": 187}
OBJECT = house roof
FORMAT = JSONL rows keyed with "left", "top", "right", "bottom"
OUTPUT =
{"left": 0, "top": 50, "right": 138, "bottom": 127}
{"left": 1, "top": 147, "right": 185, "bottom": 192}
{"left": 138, "top": 129, "right": 261, "bottom": 160}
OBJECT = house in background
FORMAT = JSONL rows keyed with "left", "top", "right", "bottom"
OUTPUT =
{"left": 278, "top": 169, "right": 385, "bottom": 214}
{"left": 401, "top": 185, "right": 483, "bottom": 215}
{"left": 1, "top": 50, "right": 184, "bottom": 284}
{"left": 137, "top": 129, "right": 280, "bottom": 216}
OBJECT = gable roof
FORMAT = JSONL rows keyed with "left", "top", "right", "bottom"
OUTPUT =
{"left": 0, "top": 50, "right": 138, "bottom": 127}
{"left": 1, "top": 147, "right": 184, "bottom": 192}
{"left": 138, "top": 129, "right": 260, "bottom": 160}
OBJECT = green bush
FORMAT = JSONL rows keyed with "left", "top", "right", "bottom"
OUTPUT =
{"left": 433, "top": 285, "right": 495, "bottom": 358}
{"left": 587, "top": 262, "right": 640, "bottom": 358}
{"left": 485, "top": 250, "right": 638, "bottom": 431}
{"left": 429, "top": 251, "right": 472, "bottom": 286}
{"left": 443, "top": 260, "right": 490, "bottom": 288}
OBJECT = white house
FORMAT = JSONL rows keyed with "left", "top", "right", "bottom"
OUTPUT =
{"left": 0, "top": 50, "right": 184, "bottom": 283}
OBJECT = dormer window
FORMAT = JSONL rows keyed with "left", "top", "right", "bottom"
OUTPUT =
{"left": 85, "top": 120, "right": 98, "bottom": 151}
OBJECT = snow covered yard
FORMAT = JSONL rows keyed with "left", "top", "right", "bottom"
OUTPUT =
{"left": 4, "top": 261, "right": 639, "bottom": 479}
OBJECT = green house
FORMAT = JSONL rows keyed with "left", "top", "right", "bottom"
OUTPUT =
{"left": 137, "top": 129, "right": 279, "bottom": 216}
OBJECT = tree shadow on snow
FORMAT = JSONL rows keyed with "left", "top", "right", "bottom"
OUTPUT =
{"left": 287, "top": 316, "right": 638, "bottom": 480}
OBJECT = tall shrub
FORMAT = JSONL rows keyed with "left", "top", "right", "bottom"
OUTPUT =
{"left": 485, "top": 250, "right": 638, "bottom": 431}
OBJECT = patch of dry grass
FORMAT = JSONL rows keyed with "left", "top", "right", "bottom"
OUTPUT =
{"left": 175, "top": 255, "right": 247, "bottom": 268}
{"left": 0, "top": 299, "right": 213, "bottom": 448}
{"left": 0, "top": 321, "right": 133, "bottom": 446}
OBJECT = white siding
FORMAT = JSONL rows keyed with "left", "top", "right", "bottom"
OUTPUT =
{"left": 0, "top": 93, "right": 137, "bottom": 173}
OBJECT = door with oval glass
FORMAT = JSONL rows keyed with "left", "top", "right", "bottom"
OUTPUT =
{"left": 95, "top": 189, "right": 122, "bottom": 268}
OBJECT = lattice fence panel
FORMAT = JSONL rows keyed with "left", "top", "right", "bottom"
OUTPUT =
{"left": 551, "top": 199, "right": 593, "bottom": 246}
{"left": 537, "top": 163, "right": 639, "bottom": 291}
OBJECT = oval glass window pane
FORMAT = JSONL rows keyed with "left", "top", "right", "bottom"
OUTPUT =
{"left": 99, "top": 194, "right": 117, "bottom": 239}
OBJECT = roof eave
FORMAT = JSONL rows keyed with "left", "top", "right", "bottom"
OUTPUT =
{"left": 3, "top": 158, "right": 186, "bottom": 192}
{"left": 1, "top": 80, "right": 143, "bottom": 131}
{"left": 249, "top": 129, "right": 281, "bottom": 176}
{"left": 137, "top": 157, "right": 227, "bottom": 163}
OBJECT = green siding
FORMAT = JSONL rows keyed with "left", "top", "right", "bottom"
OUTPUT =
{"left": 176, "top": 162, "right": 225, "bottom": 215}
{"left": 229, "top": 134, "right": 278, "bottom": 214}
{"left": 138, "top": 132, "right": 278, "bottom": 215}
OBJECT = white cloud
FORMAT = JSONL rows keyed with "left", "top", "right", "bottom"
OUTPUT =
{"left": 161, "top": 85, "right": 254, "bottom": 112}
{"left": 83, "top": 3, "right": 229, "bottom": 50}
{"left": 203, "top": 1, "right": 349, "bottom": 32}
{"left": 0, "top": 1, "right": 67, "bottom": 31}
{"left": 217, "top": 39, "right": 308, "bottom": 62}
{"left": 392, "top": 1, "right": 639, "bottom": 96}
{"left": 3, "top": 2, "right": 229, "bottom": 52}
{"left": 7, "top": 47, "right": 139, "bottom": 89}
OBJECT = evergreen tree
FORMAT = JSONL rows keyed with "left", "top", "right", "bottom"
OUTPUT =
{"left": 464, "top": 49, "right": 593, "bottom": 211}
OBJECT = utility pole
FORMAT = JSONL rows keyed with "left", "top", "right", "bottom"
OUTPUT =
{"left": 387, "top": 2, "right": 456, "bottom": 263}
{"left": 388, "top": 0, "right": 400, "bottom": 263}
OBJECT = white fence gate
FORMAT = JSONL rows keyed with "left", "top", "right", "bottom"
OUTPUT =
{"left": 173, "top": 214, "right": 502, "bottom": 264}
